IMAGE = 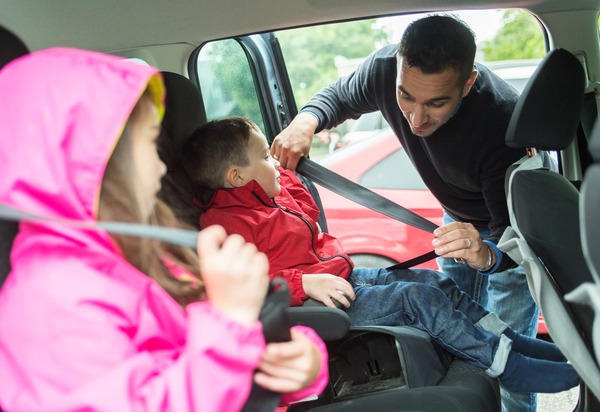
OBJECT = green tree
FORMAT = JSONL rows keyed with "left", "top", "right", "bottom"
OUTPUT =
{"left": 480, "top": 10, "right": 545, "bottom": 61}
{"left": 198, "top": 39, "right": 265, "bottom": 129}
{"left": 277, "top": 20, "right": 391, "bottom": 108}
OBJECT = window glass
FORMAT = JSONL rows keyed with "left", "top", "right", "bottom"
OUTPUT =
{"left": 359, "top": 148, "right": 427, "bottom": 190}
{"left": 195, "top": 39, "right": 265, "bottom": 131}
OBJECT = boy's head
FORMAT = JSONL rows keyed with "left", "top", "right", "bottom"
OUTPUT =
{"left": 181, "top": 117, "right": 282, "bottom": 198}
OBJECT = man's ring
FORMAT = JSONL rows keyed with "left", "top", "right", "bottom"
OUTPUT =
{"left": 273, "top": 154, "right": 279, "bottom": 160}
{"left": 466, "top": 238, "right": 472, "bottom": 249}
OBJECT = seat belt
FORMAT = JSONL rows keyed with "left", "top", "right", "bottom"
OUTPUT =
{"left": 296, "top": 157, "right": 439, "bottom": 269}
{"left": 0, "top": 203, "right": 199, "bottom": 247}
{"left": 0, "top": 202, "right": 290, "bottom": 411}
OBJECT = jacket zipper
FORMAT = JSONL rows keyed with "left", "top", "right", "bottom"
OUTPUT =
{"left": 252, "top": 192, "right": 353, "bottom": 269}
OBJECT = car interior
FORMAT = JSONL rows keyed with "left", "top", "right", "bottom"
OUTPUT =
{"left": 1, "top": 0, "right": 600, "bottom": 411}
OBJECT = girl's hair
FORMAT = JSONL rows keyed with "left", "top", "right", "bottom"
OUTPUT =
{"left": 180, "top": 117, "right": 258, "bottom": 190}
{"left": 99, "top": 91, "right": 203, "bottom": 306}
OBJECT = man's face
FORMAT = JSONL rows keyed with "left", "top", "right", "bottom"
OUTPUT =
{"left": 396, "top": 57, "right": 476, "bottom": 137}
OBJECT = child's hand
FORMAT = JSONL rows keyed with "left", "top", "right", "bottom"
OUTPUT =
{"left": 254, "top": 328, "right": 322, "bottom": 393}
{"left": 302, "top": 273, "right": 355, "bottom": 308}
{"left": 197, "top": 225, "right": 270, "bottom": 325}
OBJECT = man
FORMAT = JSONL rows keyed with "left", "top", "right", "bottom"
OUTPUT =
{"left": 270, "top": 14, "right": 541, "bottom": 412}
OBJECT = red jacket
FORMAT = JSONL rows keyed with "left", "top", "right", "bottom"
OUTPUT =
{"left": 200, "top": 169, "right": 354, "bottom": 306}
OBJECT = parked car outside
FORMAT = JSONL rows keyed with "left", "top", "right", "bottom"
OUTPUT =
{"left": 317, "top": 129, "right": 443, "bottom": 270}
{"left": 335, "top": 111, "right": 391, "bottom": 150}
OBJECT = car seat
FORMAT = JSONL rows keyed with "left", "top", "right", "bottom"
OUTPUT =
{"left": 497, "top": 48, "right": 600, "bottom": 404}
{"left": 566, "top": 118, "right": 600, "bottom": 388}
{"left": 159, "top": 71, "right": 501, "bottom": 411}
{"left": 0, "top": 26, "right": 30, "bottom": 289}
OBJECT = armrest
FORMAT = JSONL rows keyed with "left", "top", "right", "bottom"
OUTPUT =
{"left": 286, "top": 304, "right": 350, "bottom": 341}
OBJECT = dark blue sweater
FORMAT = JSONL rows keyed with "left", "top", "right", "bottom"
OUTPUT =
{"left": 303, "top": 44, "right": 525, "bottom": 272}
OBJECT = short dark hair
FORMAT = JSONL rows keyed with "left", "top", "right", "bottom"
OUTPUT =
{"left": 180, "top": 117, "right": 257, "bottom": 190}
{"left": 397, "top": 14, "right": 476, "bottom": 86}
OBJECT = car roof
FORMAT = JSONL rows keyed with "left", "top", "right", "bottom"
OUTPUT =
{"left": 1, "top": 0, "right": 597, "bottom": 54}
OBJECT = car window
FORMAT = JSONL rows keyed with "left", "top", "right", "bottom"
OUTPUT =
{"left": 359, "top": 148, "right": 427, "bottom": 190}
{"left": 273, "top": 9, "right": 545, "bottom": 158}
{"left": 192, "top": 9, "right": 545, "bottom": 156}
{"left": 195, "top": 39, "right": 265, "bottom": 132}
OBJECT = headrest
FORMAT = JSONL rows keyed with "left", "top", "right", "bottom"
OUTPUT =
{"left": 159, "top": 71, "right": 207, "bottom": 170}
{"left": 0, "top": 26, "right": 29, "bottom": 69}
{"left": 588, "top": 119, "right": 600, "bottom": 162}
{"left": 505, "top": 49, "right": 585, "bottom": 151}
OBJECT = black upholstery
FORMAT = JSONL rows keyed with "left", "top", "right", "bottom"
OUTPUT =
{"left": 505, "top": 48, "right": 585, "bottom": 150}
{"left": 503, "top": 48, "right": 600, "bottom": 402}
{"left": 505, "top": 49, "right": 593, "bottom": 349}
{"left": 589, "top": 118, "right": 600, "bottom": 162}
{"left": 304, "top": 360, "right": 499, "bottom": 412}
{"left": 0, "top": 26, "right": 28, "bottom": 69}
{"left": 0, "top": 26, "right": 30, "bottom": 289}
{"left": 159, "top": 71, "right": 207, "bottom": 168}
{"left": 581, "top": 121, "right": 600, "bottom": 282}
{"left": 511, "top": 170, "right": 594, "bottom": 343}
{"left": 157, "top": 72, "right": 207, "bottom": 229}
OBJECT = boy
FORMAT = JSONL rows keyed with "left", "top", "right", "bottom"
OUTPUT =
{"left": 180, "top": 117, "right": 579, "bottom": 394}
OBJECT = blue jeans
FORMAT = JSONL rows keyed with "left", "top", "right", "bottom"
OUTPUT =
{"left": 345, "top": 267, "right": 511, "bottom": 375}
{"left": 437, "top": 213, "right": 539, "bottom": 412}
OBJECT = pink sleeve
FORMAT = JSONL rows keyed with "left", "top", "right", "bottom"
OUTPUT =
{"left": 83, "top": 300, "right": 266, "bottom": 412}
{"left": 2, "top": 299, "right": 267, "bottom": 412}
{"left": 281, "top": 325, "right": 329, "bottom": 405}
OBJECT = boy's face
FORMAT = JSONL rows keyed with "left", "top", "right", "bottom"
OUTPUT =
{"left": 239, "top": 128, "right": 281, "bottom": 198}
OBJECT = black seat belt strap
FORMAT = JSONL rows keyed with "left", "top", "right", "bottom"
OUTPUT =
{"left": 296, "top": 157, "right": 439, "bottom": 269}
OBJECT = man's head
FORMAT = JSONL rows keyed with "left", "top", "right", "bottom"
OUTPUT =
{"left": 181, "top": 117, "right": 281, "bottom": 197}
{"left": 395, "top": 14, "right": 478, "bottom": 137}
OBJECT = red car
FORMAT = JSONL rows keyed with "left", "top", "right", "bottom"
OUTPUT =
{"left": 315, "top": 128, "right": 549, "bottom": 335}
{"left": 317, "top": 128, "right": 443, "bottom": 270}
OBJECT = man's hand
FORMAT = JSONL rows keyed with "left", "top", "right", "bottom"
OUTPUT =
{"left": 432, "top": 222, "right": 496, "bottom": 270}
{"left": 270, "top": 112, "right": 318, "bottom": 170}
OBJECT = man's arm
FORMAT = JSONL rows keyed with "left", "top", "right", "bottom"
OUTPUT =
{"left": 271, "top": 46, "right": 392, "bottom": 170}
{"left": 270, "top": 112, "right": 319, "bottom": 170}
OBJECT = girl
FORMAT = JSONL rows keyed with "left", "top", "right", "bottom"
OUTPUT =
{"left": 0, "top": 48, "right": 327, "bottom": 411}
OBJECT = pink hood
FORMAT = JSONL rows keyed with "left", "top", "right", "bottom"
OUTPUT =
{"left": 0, "top": 47, "right": 164, "bottom": 247}
{"left": 0, "top": 48, "right": 327, "bottom": 411}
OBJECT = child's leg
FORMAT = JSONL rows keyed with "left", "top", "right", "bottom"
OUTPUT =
{"left": 346, "top": 274, "right": 501, "bottom": 370}
{"left": 368, "top": 267, "right": 567, "bottom": 363}
{"left": 499, "top": 351, "right": 579, "bottom": 393}
{"left": 346, "top": 274, "right": 578, "bottom": 393}
{"left": 358, "top": 267, "right": 492, "bottom": 324}
{"left": 485, "top": 315, "right": 567, "bottom": 362}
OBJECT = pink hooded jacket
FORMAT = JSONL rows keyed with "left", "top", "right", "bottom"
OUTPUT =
{"left": 0, "top": 48, "right": 327, "bottom": 411}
